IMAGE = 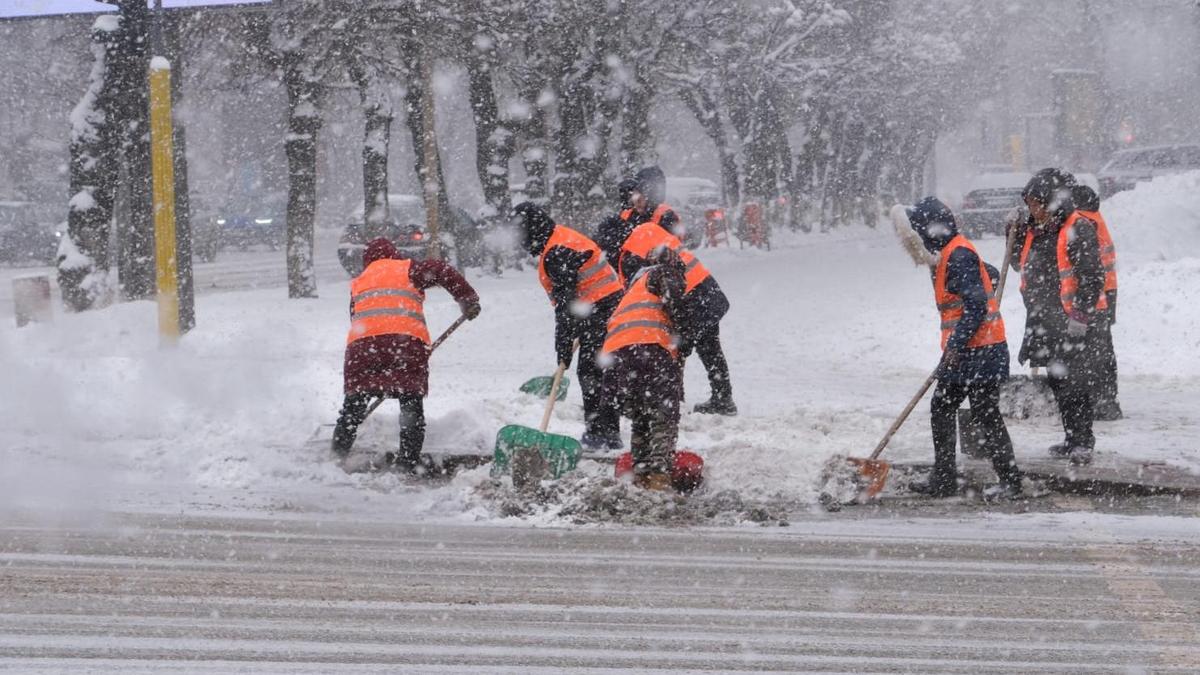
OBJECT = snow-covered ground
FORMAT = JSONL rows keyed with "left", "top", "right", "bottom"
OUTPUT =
{"left": 2, "top": 172, "right": 1199, "bottom": 525}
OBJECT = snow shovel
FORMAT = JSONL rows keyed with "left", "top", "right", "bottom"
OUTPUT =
{"left": 821, "top": 367, "right": 940, "bottom": 505}
{"left": 492, "top": 340, "right": 582, "bottom": 487}
{"left": 519, "top": 374, "right": 571, "bottom": 401}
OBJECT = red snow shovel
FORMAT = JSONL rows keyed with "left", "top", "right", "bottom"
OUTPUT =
{"left": 615, "top": 450, "right": 705, "bottom": 493}
{"left": 825, "top": 367, "right": 940, "bottom": 503}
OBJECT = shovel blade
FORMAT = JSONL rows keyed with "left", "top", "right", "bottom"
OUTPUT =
{"left": 491, "top": 424, "right": 581, "bottom": 480}
{"left": 847, "top": 457, "right": 891, "bottom": 499}
{"left": 519, "top": 375, "right": 571, "bottom": 400}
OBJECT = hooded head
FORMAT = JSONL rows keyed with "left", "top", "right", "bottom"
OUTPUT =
{"left": 363, "top": 237, "right": 400, "bottom": 269}
{"left": 634, "top": 166, "right": 667, "bottom": 205}
{"left": 1072, "top": 183, "right": 1100, "bottom": 212}
{"left": 512, "top": 200, "right": 556, "bottom": 256}
{"left": 906, "top": 196, "right": 958, "bottom": 252}
{"left": 1022, "top": 168, "right": 1077, "bottom": 225}
{"left": 617, "top": 177, "right": 638, "bottom": 209}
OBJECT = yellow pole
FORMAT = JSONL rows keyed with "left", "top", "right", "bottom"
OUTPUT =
{"left": 149, "top": 57, "right": 180, "bottom": 344}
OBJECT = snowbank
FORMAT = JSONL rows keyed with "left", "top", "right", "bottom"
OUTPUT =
{"left": 1103, "top": 169, "right": 1200, "bottom": 267}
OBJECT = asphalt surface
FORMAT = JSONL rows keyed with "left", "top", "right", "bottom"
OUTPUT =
{"left": 2, "top": 508, "right": 1198, "bottom": 673}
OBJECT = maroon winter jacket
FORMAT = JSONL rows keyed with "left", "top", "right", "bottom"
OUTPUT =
{"left": 343, "top": 238, "right": 479, "bottom": 396}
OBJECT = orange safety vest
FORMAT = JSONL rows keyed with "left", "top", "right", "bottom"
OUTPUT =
{"left": 934, "top": 235, "right": 1006, "bottom": 350}
{"left": 601, "top": 271, "right": 677, "bottom": 357}
{"left": 537, "top": 225, "right": 622, "bottom": 306}
{"left": 347, "top": 258, "right": 430, "bottom": 345}
{"left": 1078, "top": 209, "right": 1117, "bottom": 294}
{"left": 619, "top": 222, "right": 712, "bottom": 293}
{"left": 1056, "top": 211, "right": 1109, "bottom": 315}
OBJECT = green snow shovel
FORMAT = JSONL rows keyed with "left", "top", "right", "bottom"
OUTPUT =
{"left": 492, "top": 341, "right": 581, "bottom": 486}
{"left": 519, "top": 374, "right": 571, "bottom": 401}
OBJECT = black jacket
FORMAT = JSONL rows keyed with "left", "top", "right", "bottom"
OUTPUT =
{"left": 1012, "top": 208, "right": 1106, "bottom": 364}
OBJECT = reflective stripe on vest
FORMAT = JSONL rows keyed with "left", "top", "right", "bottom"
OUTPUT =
{"left": 1056, "top": 211, "right": 1109, "bottom": 315}
{"left": 934, "top": 234, "right": 1006, "bottom": 350}
{"left": 1079, "top": 209, "right": 1118, "bottom": 294}
{"left": 601, "top": 273, "right": 677, "bottom": 357}
{"left": 347, "top": 258, "right": 430, "bottom": 345}
{"left": 537, "top": 225, "right": 623, "bottom": 306}
{"left": 618, "top": 221, "right": 712, "bottom": 293}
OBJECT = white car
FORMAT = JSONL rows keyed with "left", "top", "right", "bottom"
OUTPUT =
{"left": 1098, "top": 143, "right": 1200, "bottom": 197}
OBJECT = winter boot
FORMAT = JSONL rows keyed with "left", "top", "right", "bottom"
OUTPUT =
{"left": 330, "top": 433, "right": 355, "bottom": 459}
{"left": 1067, "top": 446, "right": 1093, "bottom": 466}
{"left": 909, "top": 478, "right": 959, "bottom": 498}
{"left": 693, "top": 397, "right": 738, "bottom": 416}
{"left": 633, "top": 471, "right": 673, "bottom": 491}
{"left": 1093, "top": 400, "right": 1123, "bottom": 421}
{"left": 983, "top": 481, "right": 1023, "bottom": 501}
{"left": 581, "top": 430, "right": 624, "bottom": 451}
{"left": 1047, "top": 442, "right": 1071, "bottom": 458}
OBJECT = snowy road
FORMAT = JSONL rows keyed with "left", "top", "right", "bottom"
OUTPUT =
{"left": 2, "top": 510, "right": 1199, "bottom": 673}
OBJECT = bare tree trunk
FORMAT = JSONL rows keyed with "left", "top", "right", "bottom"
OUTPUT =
{"left": 465, "top": 49, "right": 512, "bottom": 219}
{"left": 60, "top": 18, "right": 122, "bottom": 311}
{"left": 680, "top": 88, "right": 739, "bottom": 208}
{"left": 282, "top": 51, "right": 321, "bottom": 299}
{"left": 112, "top": 0, "right": 155, "bottom": 301}
{"left": 403, "top": 49, "right": 449, "bottom": 218}
{"left": 349, "top": 60, "right": 392, "bottom": 241}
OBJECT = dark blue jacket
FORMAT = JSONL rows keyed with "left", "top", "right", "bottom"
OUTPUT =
{"left": 908, "top": 197, "right": 1009, "bottom": 383}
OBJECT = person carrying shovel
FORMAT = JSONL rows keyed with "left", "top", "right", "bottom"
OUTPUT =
{"left": 513, "top": 202, "right": 625, "bottom": 450}
{"left": 906, "top": 197, "right": 1022, "bottom": 499}
{"left": 331, "top": 237, "right": 481, "bottom": 473}
{"left": 598, "top": 247, "right": 691, "bottom": 491}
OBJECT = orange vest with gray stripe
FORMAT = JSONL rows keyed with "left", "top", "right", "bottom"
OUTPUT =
{"left": 619, "top": 222, "right": 711, "bottom": 293}
{"left": 935, "top": 235, "right": 1006, "bottom": 350}
{"left": 347, "top": 259, "right": 430, "bottom": 345}
{"left": 601, "top": 272, "right": 677, "bottom": 357}
{"left": 537, "top": 225, "right": 622, "bottom": 306}
{"left": 1019, "top": 211, "right": 1109, "bottom": 316}
{"left": 1078, "top": 209, "right": 1117, "bottom": 294}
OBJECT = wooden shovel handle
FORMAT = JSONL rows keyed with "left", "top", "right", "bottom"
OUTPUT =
{"left": 995, "top": 223, "right": 1019, "bottom": 305}
{"left": 539, "top": 338, "right": 579, "bottom": 433}
{"left": 868, "top": 367, "right": 940, "bottom": 461}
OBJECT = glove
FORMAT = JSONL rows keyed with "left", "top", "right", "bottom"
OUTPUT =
{"left": 937, "top": 349, "right": 961, "bottom": 377}
{"left": 1005, "top": 206, "right": 1029, "bottom": 238}
{"left": 461, "top": 301, "right": 481, "bottom": 320}
{"left": 1066, "top": 315, "right": 1089, "bottom": 339}
{"left": 555, "top": 332, "right": 574, "bottom": 368}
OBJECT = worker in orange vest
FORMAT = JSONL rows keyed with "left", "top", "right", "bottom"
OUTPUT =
{"left": 1013, "top": 168, "right": 1108, "bottom": 465}
{"left": 594, "top": 177, "right": 640, "bottom": 267}
{"left": 599, "top": 248, "right": 692, "bottom": 490}
{"left": 617, "top": 167, "right": 737, "bottom": 416}
{"left": 1071, "top": 183, "right": 1121, "bottom": 420}
{"left": 905, "top": 198, "right": 1021, "bottom": 499}
{"left": 332, "top": 238, "right": 481, "bottom": 472}
{"left": 513, "top": 202, "right": 625, "bottom": 449}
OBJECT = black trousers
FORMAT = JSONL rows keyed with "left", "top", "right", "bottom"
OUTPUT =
{"left": 1046, "top": 334, "right": 1100, "bottom": 449}
{"left": 600, "top": 345, "right": 681, "bottom": 474}
{"left": 691, "top": 324, "right": 733, "bottom": 402}
{"left": 332, "top": 392, "right": 425, "bottom": 462}
{"left": 578, "top": 302, "right": 620, "bottom": 438}
{"left": 1093, "top": 313, "right": 1119, "bottom": 406}
{"left": 931, "top": 377, "right": 1020, "bottom": 488}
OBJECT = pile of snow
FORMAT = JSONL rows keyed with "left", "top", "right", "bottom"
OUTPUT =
{"left": 1103, "top": 169, "right": 1200, "bottom": 268}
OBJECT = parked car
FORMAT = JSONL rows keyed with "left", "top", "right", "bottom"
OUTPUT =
{"left": 665, "top": 176, "right": 722, "bottom": 247}
{"left": 337, "top": 194, "right": 469, "bottom": 277}
{"left": 0, "top": 200, "right": 60, "bottom": 266}
{"left": 211, "top": 192, "right": 287, "bottom": 253}
{"left": 1098, "top": 143, "right": 1200, "bottom": 197}
{"left": 959, "top": 171, "right": 1031, "bottom": 237}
